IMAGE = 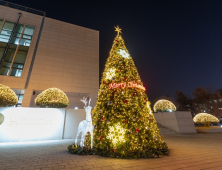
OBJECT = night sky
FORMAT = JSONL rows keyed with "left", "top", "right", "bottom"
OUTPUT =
{"left": 7, "top": 0, "right": 222, "bottom": 101}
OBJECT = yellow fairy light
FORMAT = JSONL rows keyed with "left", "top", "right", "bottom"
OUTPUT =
{"left": 0, "top": 84, "right": 18, "bottom": 107}
{"left": 35, "top": 88, "right": 69, "bottom": 108}
{"left": 153, "top": 99, "right": 176, "bottom": 112}
{"left": 107, "top": 123, "right": 125, "bottom": 146}
{"left": 118, "top": 49, "right": 130, "bottom": 59}
{"left": 193, "top": 113, "right": 219, "bottom": 124}
{"left": 147, "top": 101, "right": 152, "bottom": 115}
{"left": 90, "top": 26, "right": 169, "bottom": 158}
{"left": 105, "top": 68, "right": 116, "bottom": 80}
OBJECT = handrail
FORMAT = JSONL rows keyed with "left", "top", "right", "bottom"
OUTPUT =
{"left": 0, "top": 0, "right": 46, "bottom": 16}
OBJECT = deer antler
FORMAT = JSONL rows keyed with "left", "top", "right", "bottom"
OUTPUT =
{"left": 80, "top": 97, "right": 87, "bottom": 106}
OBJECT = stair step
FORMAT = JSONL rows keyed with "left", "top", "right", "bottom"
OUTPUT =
{"left": 157, "top": 122, "right": 177, "bottom": 135}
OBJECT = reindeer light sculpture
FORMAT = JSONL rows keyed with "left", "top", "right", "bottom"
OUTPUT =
{"left": 75, "top": 97, "right": 93, "bottom": 148}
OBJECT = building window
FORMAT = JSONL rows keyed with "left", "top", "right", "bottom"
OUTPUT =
{"left": 0, "top": 19, "right": 35, "bottom": 77}
{"left": 13, "top": 89, "right": 25, "bottom": 107}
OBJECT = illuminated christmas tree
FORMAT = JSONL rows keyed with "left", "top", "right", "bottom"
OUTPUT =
{"left": 92, "top": 26, "right": 168, "bottom": 158}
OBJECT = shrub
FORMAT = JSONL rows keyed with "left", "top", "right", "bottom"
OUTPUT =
{"left": 193, "top": 113, "right": 219, "bottom": 127}
{"left": 35, "top": 88, "right": 69, "bottom": 108}
{"left": 0, "top": 84, "right": 18, "bottom": 107}
{"left": 153, "top": 99, "right": 176, "bottom": 113}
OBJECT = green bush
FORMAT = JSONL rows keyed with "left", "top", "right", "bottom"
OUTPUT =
{"left": 35, "top": 88, "right": 69, "bottom": 108}
{"left": 0, "top": 84, "right": 18, "bottom": 107}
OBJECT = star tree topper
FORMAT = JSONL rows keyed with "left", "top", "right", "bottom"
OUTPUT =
{"left": 114, "top": 26, "right": 122, "bottom": 35}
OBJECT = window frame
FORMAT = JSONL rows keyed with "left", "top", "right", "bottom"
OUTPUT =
{"left": 0, "top": 18, "right": 35, "bottom": 78}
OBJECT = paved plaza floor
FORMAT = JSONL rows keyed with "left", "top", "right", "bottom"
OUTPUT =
{"left": 0, "top": 133, "right": 222, "bottom": 170}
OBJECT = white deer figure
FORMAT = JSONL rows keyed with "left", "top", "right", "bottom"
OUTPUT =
{"left": 75, "top": 96, "right": 93, "bottom": 148}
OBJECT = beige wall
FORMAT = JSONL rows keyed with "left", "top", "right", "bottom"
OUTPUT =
{"left": 0, "top": 5, "right": 42, "bottom": 89}
{"left": 27, "top": 17, "right": 99, "bottom": 108}
{"left": 0, "top": 5, "right": 99, "bottom": 108}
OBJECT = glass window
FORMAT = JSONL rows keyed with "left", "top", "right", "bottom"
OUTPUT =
{"left": 0, "top": 44, "right": 16, "bottom": 75}
{"left": 0, "top": 42, "right": 6, "bottom": 61}
{"left": 11, "top": 24, "right": 24, "bottom": 45}
{"left": 2, "top": 21, "right": 14, "bottom": 31}
{"left": 9, "top": 46, "right": 28, "bottom": 77}
{"left": 20, "top": 25, "right": 34, "bottom": 47}
{"left": 24, "top": 26, "right": 34, "bottom": 35}
{"left": 13, "top": 89, "right": 25, "bottom": 107}
{"left": 0, "top": 20, "right": 3, "bottom": 27}
{"left": 19, "top": 38, "right": 31, "bottom": 46}
{"left": 0, "top": 21, "right": 14, "bottom": 43}
{"left": 15, "top": 24, "right": 24, "bottom": 34}
{"left": 0, "top": 20, "right": 35, "bottom": 77}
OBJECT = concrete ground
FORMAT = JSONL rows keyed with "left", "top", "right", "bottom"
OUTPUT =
{"left": 0, "top": 133, "right": 222, "bottom": 170}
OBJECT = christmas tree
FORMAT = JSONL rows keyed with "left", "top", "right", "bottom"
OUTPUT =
{"left": 92, "top": 26, "right": 168, "bottom": 158}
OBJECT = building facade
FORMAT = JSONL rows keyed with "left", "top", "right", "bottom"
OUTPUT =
{"left": 0, "top": 2, "right": 99, "bottom": 108}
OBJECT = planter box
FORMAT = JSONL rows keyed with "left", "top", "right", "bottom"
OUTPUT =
{"left": 0, "top": 107, "right": 86, "bottom": 143}
{"left": 154, "top": 111, "right": 196, "bottom": 133}
{"left": 196, "top": 127, "right": 222, "bottom": 133}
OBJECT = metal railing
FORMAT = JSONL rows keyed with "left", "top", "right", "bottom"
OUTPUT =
{"left": 0, "top": 0, "right": 46, "bottom": 16}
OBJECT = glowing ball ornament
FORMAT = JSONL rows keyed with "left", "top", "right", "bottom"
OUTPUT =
{"left": 193, "top": 113, "right": 219, "bottom": 127}
{"left": 35, "top": 88, "right": 69, "bottom": 108}
{"left": 0, "top": 84, "right": 18, "bottom": 107}
{"left": 0, "top": 113, "right": 4, "bottom": 125}
{"left": 153, "top": 99, "right": 176, "bottom": 113}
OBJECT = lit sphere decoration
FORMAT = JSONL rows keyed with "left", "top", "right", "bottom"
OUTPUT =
{"left": 35, "top": 88, "right": 69, "bottom": 108}
{"left": 153, "top": 99, "right": 176, "bottom": 113}
{"left": 0, "top": 84, "right": 18, "bottom": 107}
{"left": 193, "top": 113, "right": 219, "bottom": 127}
{"left": 0, "top": 113, "right": 4, "bottom": 125}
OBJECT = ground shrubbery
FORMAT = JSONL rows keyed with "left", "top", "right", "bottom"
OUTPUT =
{"left": 0, "top": 84, "right": 18, "bottom": 107}
{"left": 35, "top": 88, "right": 69, "bottom": 108}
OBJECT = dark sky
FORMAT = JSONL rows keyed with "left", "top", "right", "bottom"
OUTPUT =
{"left": 7, "top": 0, "right": 222, "bottom": 101}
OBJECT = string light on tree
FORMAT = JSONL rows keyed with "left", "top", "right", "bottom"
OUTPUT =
{"left": 92, "top": 26, "right": 168, "bottom": 158}
{"left": 118, "top": 49, "right": 130, "bottom": 59}
{"left": 105, "top": 68, "right": 116, "bottom": 80}
{"left": 107, "top": 123, "right": 126, "bottom": 146}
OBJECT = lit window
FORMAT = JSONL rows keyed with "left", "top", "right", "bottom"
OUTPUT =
{"left": 0, "top": 20, "right": 35, "bottom": 77}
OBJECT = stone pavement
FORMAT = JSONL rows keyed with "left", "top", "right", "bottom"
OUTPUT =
{"left": 0, "top": 133, "right": 222, "bottom": 170}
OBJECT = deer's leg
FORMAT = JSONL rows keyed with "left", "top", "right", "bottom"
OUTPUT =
{"left": 91, "top": 130, "right": 93, "bottom": 148}
{"left": 75, "top": 125, "right": 81, "bottom": 145}
{"left": 80, "top": 130, "right": 85, "bottom": 147}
